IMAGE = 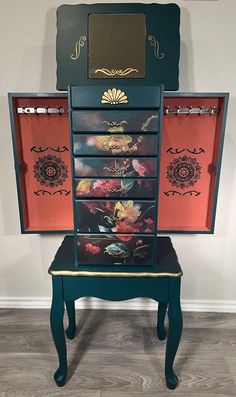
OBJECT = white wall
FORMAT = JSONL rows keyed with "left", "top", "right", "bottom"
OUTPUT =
{"left": 0, "top": 0, "right": 236, "bottom": 311}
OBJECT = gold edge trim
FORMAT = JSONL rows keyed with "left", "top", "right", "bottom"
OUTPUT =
{"left": 49, "top": 270, "right": 183, "bottom": 278}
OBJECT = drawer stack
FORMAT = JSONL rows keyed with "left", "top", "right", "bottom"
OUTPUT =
{"left": 69, "top": 85, "right": 164, "bottom": 268}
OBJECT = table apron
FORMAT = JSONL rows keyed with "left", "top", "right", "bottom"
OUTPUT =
{"left": 62, "top": 276, "right": 170, "bottom": 302}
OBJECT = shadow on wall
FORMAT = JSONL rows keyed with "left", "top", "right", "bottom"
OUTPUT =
{"left": 0, "top": 95, "right": 21, "bottom": 236}
{"left": 40, "top": 7, "right": 59, "bottom": 92}
{"left": 1, "top": 236, "right": 49, "bottom": 298}
{"left": 179, "top": 8, "right": 194, "bottom": 92}
{"left": 214, "top": 95, "right": 236, "bottom": 238}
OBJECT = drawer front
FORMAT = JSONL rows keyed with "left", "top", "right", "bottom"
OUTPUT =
{"left": 72, "top": 110, "right": 159, "bottom": 132}
{"left": 76, "top": 200, "right": 156, "bottom": 233}
{"left": 74, "top": 157, "right": 157, "bottom": 178}
{"left": 75, "top": 178, "right": 157, "bottom": 198}
{"left": 73, "top": 134, "right": 158, "bottom": 156}
{"left": 63, "top": 276, "right": 169, "bottom": 303}
{"left": 70, "top": 85, "right": 162, "bottom": 109}
{"left": 77, "top": 233, "right": 155, "bottom": 266}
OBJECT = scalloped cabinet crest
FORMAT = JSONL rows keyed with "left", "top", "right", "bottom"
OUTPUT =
{"left": 101, "top": 88, "right": 128, "bottom": 105}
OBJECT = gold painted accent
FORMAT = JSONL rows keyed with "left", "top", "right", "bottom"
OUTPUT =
{"left": 95, "top": 68, "right": 138, "bottom": 76}
{"left": 141, "top": 115, "right": 158, "bottom": 131}
{"left": 100, "top": 135, "right": 143, "bottom": 153}
{"left": 148, "top": 35, "right": 165, "bottom": 59}
{"left": 104, "top": 185, "right": 129, "bottom": 193}
{"left": 70, "top": 36, "right": 87, "bottom": 60}
{"left": 102, "top": 120, "right": 127, "bottom": 127}
{"left": 103, "top": 120, "right": 127, "bottom": 133}
{"left": 49, "top": 270, "right": 183, "bottom": 278}
{"left": 101, "top": 88, "right": 128, "bottom": 105}
{"left": 103, "top": 160, "right": 129, "bottom": 175}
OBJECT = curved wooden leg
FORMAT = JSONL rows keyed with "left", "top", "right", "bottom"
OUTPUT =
{"left": 157, "top": 302, "right": 167, "bottom": 340}
{"left": 50, "top": 276, "right": 67, "bottom": 387}
{"left": 165, "top": 278, "right": 183, "bottom": 390}
{"left": 65, "top": 300, "right": 76, "bottom": 340}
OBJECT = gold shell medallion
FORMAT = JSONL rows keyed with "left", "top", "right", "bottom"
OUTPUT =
{"left": 101, "top": 88, "right": 128, "bottom": 105}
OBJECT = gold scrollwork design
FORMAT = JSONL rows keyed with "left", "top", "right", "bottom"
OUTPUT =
{"left": 148, "top": 35, "right": 165, "bottom": 59}
{"left": 102, "top": 120, "right": 127, "bottom": 127}
{"left": 141, "top": 115, "right": 158, "bottom": 131}
{"left": 103, "top": 161, "right": 129, "bottom": 175}
{"left": 70, "top": 36, "right": 87, "bottom": 60}
{"left": 102, "top": 120, "right": 127, "bottom": 133}
{"left": 95, "top": 68, "right": 138, "bottom": 76}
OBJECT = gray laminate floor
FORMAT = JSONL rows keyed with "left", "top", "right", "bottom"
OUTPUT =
{"left": 0, "top": 309, "right": 235, "bottom": 397}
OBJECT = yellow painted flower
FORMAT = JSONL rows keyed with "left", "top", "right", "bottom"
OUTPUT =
{"left": 93, "top": 135, "right": 132, "bottom": 154}
{"left": 107, "top": 126, "right": 124, "bottom": 133}
{"left": 76, "top": 179, "right": 92, "bottom": 195}
{"left": 115, "top": 201, "right": 141, "bottom": 223}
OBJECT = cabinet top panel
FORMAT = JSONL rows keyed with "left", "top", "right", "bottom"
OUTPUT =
{"left": 56, "top": 3, "right": 180, "bottom": 91}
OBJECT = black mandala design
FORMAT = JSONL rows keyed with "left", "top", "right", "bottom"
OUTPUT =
{"left": 166, "top": 156, "right": 201, "bottom": 189}
{"left": 33, "top": 155, "right": 68, "bottom": 188}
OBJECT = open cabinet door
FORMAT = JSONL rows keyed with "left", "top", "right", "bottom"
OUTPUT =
{"left": 9, "top": 94, "right": 73, "bottom": 233}
{"left": 158, "top": 93, "right": 229, "bottom": 233}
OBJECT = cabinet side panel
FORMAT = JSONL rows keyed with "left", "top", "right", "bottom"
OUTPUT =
{"left": 158, "top": 96, "right": 223, "bottom": 232}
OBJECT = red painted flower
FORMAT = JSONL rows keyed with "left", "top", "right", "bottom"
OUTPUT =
{"left": 144, "top": 218, "right": 155, "bottom": 232}
{"left": 132, "top": 159, "right": 147, "bottom": 176}
{"left": 116, "top": 234, "right": 133, "bottom": 242}
{"left": 92, "top": 179, "right": 121, "bottom": 196}
{"left": 85, "top": 243, "right": 101, "bottom": 255}
{"left": 144, "top": 218, "right": 154, "bottom": 225}
{"left": 112, "top": 220, "right": 141, "bottom": 234}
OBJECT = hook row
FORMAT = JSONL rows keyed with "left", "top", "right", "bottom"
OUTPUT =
{"left": 16, "top": 107, "right": 68, "bottom": 115}
{"left": 164, "top": 106, "right": 219, "bottom": 115}
{"left": 16, "top": 106, "right": 220, "bottom": 116}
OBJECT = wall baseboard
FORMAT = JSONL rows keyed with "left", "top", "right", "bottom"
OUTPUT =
{"left": 0, "top": 297, "right": 236, "bottom": 313}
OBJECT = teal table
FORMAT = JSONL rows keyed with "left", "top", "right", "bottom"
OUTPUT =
{"left": 49, "top": 236, "right": 183, "bottom": 389}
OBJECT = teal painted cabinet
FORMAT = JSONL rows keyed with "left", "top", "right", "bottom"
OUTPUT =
{"left": 68, "top": 84, "right": 164, "bottom": 268}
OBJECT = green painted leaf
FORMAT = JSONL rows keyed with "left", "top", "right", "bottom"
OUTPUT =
{"left": 102, "top": 215, "right": 115, "bottom": 227}
{"left": 133, "top": 244, "right": 151, "bottom": 258}
{"left": 124, "top": 170, "right": 137, "bottom": 178}
{"left": 98, "top": 225, "right": 111, "bottom": 233}
{"left": 104, "top": 243, "right": 130, "bottom": 258}
{"left": 121, "top": 179, "right": 135, "bottom": 192}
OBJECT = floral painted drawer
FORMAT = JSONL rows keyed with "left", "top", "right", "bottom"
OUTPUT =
{"left": 71, "top": 110, "right": 159, "bottom": 132}
{"left": 74, "top": 178, "right": 157, "bottom": 198}
{"left": 74, "top": 157, "right": 157, "bottom": 178}
{"left": 69, "top": 84, "right": 164, "bottom": 268}
{"left": 73, "top": 134, "right": 158, "bottom": 156}
{"left": 77, "top": 234, "right": 155, "bottom": 266}
{"left": 75, "top": 200, "right": 156, "bottom": 233}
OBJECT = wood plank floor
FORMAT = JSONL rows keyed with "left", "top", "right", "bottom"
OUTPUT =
{"left": 0, "top": 309, "right": 235, "bottom": 397}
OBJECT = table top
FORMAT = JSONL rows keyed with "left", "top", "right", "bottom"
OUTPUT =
{"left": 49, "top": 236, "right": 182, "bottom": 278}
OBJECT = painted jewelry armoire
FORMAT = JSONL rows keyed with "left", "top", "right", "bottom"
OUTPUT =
{"left": 9, "top": 92, "right": 228, "bottom": 235}
{"left": 8, "top": 2, "right": 229, "bottom": 390}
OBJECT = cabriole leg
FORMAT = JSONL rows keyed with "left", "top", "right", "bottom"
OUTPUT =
{"left": 157, "top": 302, "right": 167, "bottom": 340}
{"left": 50, "top": 276, "right": 67, "bottom": 387}
{"left": 65, "top": 300, "right": 76, "bottom": 339}
{"left": 165, "top": 278, "right": 183, "bottom": 390}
